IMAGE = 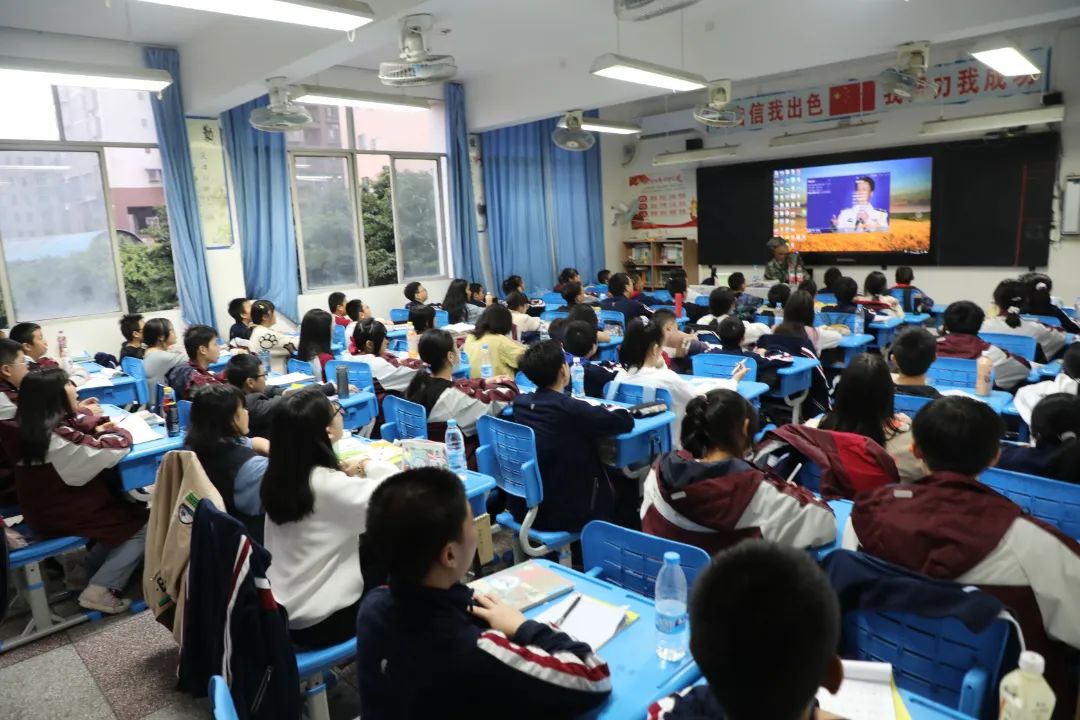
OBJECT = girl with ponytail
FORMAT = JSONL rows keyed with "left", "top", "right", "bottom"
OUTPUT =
{"left": 981, "top": 279, "right": 1066, "bottom": 362}
{"left": 640, "top": 388, "right": 835, "bottom": 555}
{"left": 1019, "top": 273, "right": 1080, "bottom": 333}
{"left": 998, "top": 393, "right": 1080, "bottom": 486}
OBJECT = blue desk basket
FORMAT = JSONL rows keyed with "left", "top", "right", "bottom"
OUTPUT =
{"left": 286, "top": 357, "right": 316, "bottom": 377}
{"left": 120, "top": 356, "right": 149, "bottom": 406}
{"left": 599, "top": 309, "right": 626, "bottom": 332}
{"left": 978, "top": 333, "right": 1038, "bottom": 362}
{"left": 980, "top": 466, "right": 1080, "bottom": 540}
{"left": 602, "top": 381, "right": 674, "bottom": 464}
{"left": 389, "top": 308, "right": 409, "bottom": 323}
{"left": 928, "top": 358, "right": 992, "bottom": 390}
{"left": 379, "top": 395, "right": 428, "bottom": 441}
{"left": 580, "top": 520, "right": 710, "bottom": 599}
{"left": 324, "top": 359, "right": 374, "bottom": 393}
{"left": 691, "top": 353, "right": 758, "bottom": 382}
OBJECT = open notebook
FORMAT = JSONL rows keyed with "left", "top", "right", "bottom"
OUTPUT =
{"left": 533, "top": 593, "right": 639, "bottom": 650}
{"left": 816, "top": 660, "right": 901, "bottom": 720}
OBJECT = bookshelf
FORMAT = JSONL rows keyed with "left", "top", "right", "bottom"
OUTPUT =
{"left": 621, "top": 237, "right": 698, "bottom": 288}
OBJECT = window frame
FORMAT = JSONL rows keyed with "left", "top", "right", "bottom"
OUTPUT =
{"left": 287, "top": 106, "right": 451, "bottom": 293}
{"left": 0, "top": 137, "right": 175, "bottom": 324}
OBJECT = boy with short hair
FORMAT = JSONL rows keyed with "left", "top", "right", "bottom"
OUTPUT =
{"left": 820, "top": 277, "right": 858, "bottom": 314}
{"left": 891, "top": 266, "right": 934, "bottom": 314}
{"left": 562, "top": 320, "right": 618, "bottom": 398}
{"left": 119, "top": 313, "right": 145, "bottom": 361}
{"left": 227, "top": 297, "right": 253, "bottom": 341}
{"left": 0, "top": 338, "right": 29, "bottom": 505}
{"left": 511, "top": 340, "right": 634, "bottom": 532}
{"left": 889, "top": 327, "right": 942, "bottom": 398}
{"left": 648, "top": 540, "right": 843, "bottom": 720}
{"left": 937, "top": 301, "right": 1030, "bottom": 391}
{"left": 728, "top": 272, "right": 763, "bottom": 321}
{"left": 696, "top": 289, "right": 770, "bottom": 347}
{"left": 225, "top": 353, "right": 334, "bottom": 438}
{"left": 10, "top": 322, "right": 56, "bottom": 369}
{"left": 654, "top": 308, "right": 707, "bottom": 374}
{"left": 356, "top": 467, "right": 612, "bottom": 720}
{"left": 596, "top": 268, "right": 611, "bottom": 285}
{"left": 404, "top": 281, "right": 428, "bottom": 309}
{"left": 600, "top": 272, "right": 653, "bottom": 322}
{"left": 169, "top": 325, "right": 223, "bottom": 400}
{"left": 328, "top": 291, "right": 350, "bottom": 327}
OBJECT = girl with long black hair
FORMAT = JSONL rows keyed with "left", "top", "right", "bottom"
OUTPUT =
{"left": 442, "top": 279, "right": 483, "bottom": 324}
{"left": 297, "top": 308, "right": 334, "bottom": 381}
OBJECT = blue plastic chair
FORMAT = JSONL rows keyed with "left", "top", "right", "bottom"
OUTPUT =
{"left": 650, "top": 290, "right": 674, "bottom": 303}
{"left": 842, "top": 609, "right": 1011, "bottom": 717}
{"left": 1022, "top": 314, "right": 1062, "bottom": 328}
{"left": 978, "top": 332, "right": 1038, "bottom": 362}
{"left": 816, "top": 292, "right": 838, "bottom": 305}
{"left": 580, "top": 521, "right": 710, "bottom": 599}
{"left": 587, "top": 284, "right": 608, "bottom": 296}
{"left": 754, "top": 313, "right": 778, "bottom": 327}
{"left": 542, "top": 292, "right": 564, "bottom": 307}
{"left": 286, "top": 357, "right": 315, "bottom": 377}
{"left": 295, "top": 639, "right": 357, "bottom": 720}
{"left": 692, "top": 353, "right": 758, "bottom": 382}
{"left": 324, "top": 359, "right": 374, "bottom": 393}
{"left": 390, "top": 308, "right": 409, "bottom": 323}
{"left": 120, "top": 356, "right": 149, "bottom": 405}
{"left": 3, "top": 535, "right": 93, "bottom": 652}
{"left": 980, "top": 466, "right": 1080, "bottom": 540}
{"left": 434, "top": 309, "right": 449, "bottom": 327}
{"left": 476, "top": 415, "right": 578, "bottom": 562}
{"left": 178, "top": 400, "right": 192, "bottom": 431}
{"left": 380, "top": 395, "right": 428, "bottom": 441}
{"left": 928, "top": 357, "right": 991, "bottom": 389}
{"left": 331, "top": 323, "right": 346, "bottom": 349}
{"left": 893, "top": 392, "right": 934, "bottom": 417}
{"left": 540, "top": 310, "right": 569, "bottom": 323}
{"left": 209, "top": 676, "right": 238, "bottom": 720}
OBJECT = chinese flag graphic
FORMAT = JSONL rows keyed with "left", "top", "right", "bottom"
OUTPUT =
{"left": 828, "top": 81, "right": 876, "bottom": 116}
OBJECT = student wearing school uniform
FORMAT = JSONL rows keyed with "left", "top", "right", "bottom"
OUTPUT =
{"left": 855, "top": 271, "right": 904, "bottom": 318}
{"left": 648, "top": 541, "right": 844, "bottom": 720}
{"left": 408, "top": 305, "right": 436, "bottom": 335}
{"left": 756, "top": 291, "right": 832, "bottom": 419}
{"left": 344, "top": 297, "right": 373, "bottom": 353}
{"left": 601, "top": 272, "right": 654, "bottom": 323}
{"left": 629, "top": 271, "right": 661, "bottom": 306}
{"left": 654, "top": 308, "right": 708, "bottom": 374}
{"left": 642, "top": 389, "right": 835, "bottom": 555}
{"left": 728, "top": 272, "right": 763, "bottom": 321}
{"left": 694, "top": 287, "right": 772, "bottom": 348}
{"left": 118, "top": 313, "right": 145, "bottom": 361}
{"left": 227, "top": 297, "right": 253, "bottom": 341}
{"left": 889, "top": 326, "right": 943, "bottom": 399}
{"left": 225, "top": 354, "right": 336, "bottom": 440}
{"left": 1020, "top": 272, "right": 1080, "bottom": 334}
{"left": 462, "top": 305, "right": 526, "bottom": 380}
{"left": 511, "top": 341, "right": 635, "bottom": 530}
{"left": 843, "top": 396, "right": 1080, "bottom": 710}
{"left": 348, "top": 319, "right": 424, "bottom": 404}
{"left": 356, "top": 468, "right": 612, "bottom": 720}
{"left": 247, "top": 299, "right": 298, "bottom": 374}
{"left": 168, "top": 325, "right": 224, "bottom": 401}
{"left": 555, "top": 281, "right": 587, "bottom": 312}
{"left": 998, "top": 393, "right": 1080, "bottom": 484}
{"left": 404, "top": 281, "right": 429, "bottom": 310}
{"left": 981, "top": 279, "right": 1067, "bottom": 362}
{"left": 938, "top": 301, "right": 1031, "bottom": 391}
{"left": 442, "top": 279, "right": 483, "bottom": 324}
{"left": 561, "top": 320, "right": 619, "bottom": 399}
{"left": 891, "top": 266, "right": 934, "bottom": 314}
{"left": 467, "top": 282, "right": 487, "bottom": 310}
{"left": 554, "top": 267, "right": 580, "bottom": 294}
{"left": 4, "top": 368, "right": 146, "bottom": 614}
{"left": 9, "top": 323, "right": 90, "bottom": 385}
{"left": 565, "top": 304, "right": 611, "bottom": 343}
{"left": 819, "top": 276, "right": 858, "bottom": 314}
{"left": 1014, "top": 343, "right": 1080, "bottom": 425}
{"left": 142, "top": 318, "right": 187, "bottom": 402}
{"left": 0, "top": 339, "right": 29, "bottom": 506}
{"left": 297, "top": 309, "right": 335, "bottom": 382}
{"left": 184, "top": 384, "right": 268, "bottom": 542}
{"left": 261, "top": 387, "right": 397, "bottom": 648}
{"left": 710, "top": 317, "right": 793, "bottom": 391}
{"left": 822, "top": 266, "right": 842, "bottom": 296}
{"left": 506, "top": 291, "right": 541, "bottom": 338}
{"left": 596, "top": 268, "right": 611, "bottom": 286}
{"left": 502, "top": 274, "right": 525, "bottom": 298}
{"left": 758, "top": 283, "right": 792, "bottom": 321}
{"left": 328, "top": 291, "right": 350, "bottom": 328}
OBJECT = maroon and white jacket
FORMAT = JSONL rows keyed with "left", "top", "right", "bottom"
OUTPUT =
{"left": 0, "top": 380, "right": 18, "bottom": 506}
{"left": 641, "top": 451, "right": 836, "bottom": 556}
{"left": 345, "top": 352, "right": 425, "bottom": 399}
{"left": 410, "top": 377, "right": 519, "bottom": 438}
{"left": 936, "top": 333, "right": 1031, "bottom": 391}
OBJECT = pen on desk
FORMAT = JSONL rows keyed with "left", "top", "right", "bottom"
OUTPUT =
{"left": 553, "top": 593, "right": 581, "bottom": 627}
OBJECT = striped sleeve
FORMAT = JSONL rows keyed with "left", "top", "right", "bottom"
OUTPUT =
{"left": 49, "top": 422, "right": 132, "bottom": 487}
{"left": 735, "top": 476, "right": 837, "bottom": 549}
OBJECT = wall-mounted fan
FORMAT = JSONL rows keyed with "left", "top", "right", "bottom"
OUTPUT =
{"left": 694, "top": 79, "right": 742, "bottom": 128}
{"left": 553, "top": 110, "right": 596, "bottom": 152}
{"left": 379, "top": 14, "right": 457, "bottom": 87}
{"left": 249, "top": 78, "right": 312, "bottom": 132}
{"left": 879, "top": 41, "right": 938, "bottom": 101}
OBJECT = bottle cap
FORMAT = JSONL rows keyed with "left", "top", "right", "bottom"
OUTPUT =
{"left": 1018, "top": 651, "right": 1045, "bottom": 675}
{"left": 447, "top": 418, "right": 458, "bottom": 427}
{"left": 663, "top": 551, "right": 680, "bottom": 564}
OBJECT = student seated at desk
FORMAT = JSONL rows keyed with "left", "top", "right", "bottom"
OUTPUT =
{"left": 596, "top": 268, "right": 611, "bottom": 286}
{"left": 510, "top": 341, "right": 634, "bottom": 532}
{"left": 462, "top": 305, "right": 526, "bottom": 380}
{"left": 328, "top": 291, "right": 350, "bottom": 328}
{"left": 348, "top": 319, "right": 424, "bottom": 401}
{"left": 247, "top": 299, "right": 297, "bottom": 374}
{"left": 227, "top": 297, "right": 253, "bottom": 342}
{"left": 694, "top": 288, "right": 770, "bottom": 347}
{"left": 566, "top": 304, "right": 610, "bottom": 342}
{"left": 938, "top": 301, "right": 1031, "bottom": 391}
{"left": 406, "top": 329, "right": 518, "bottom": 449}
{"left": 185, "top": 385, "right": 268, "bottom": 541}
{"left": 261, "top": 387, "right": 397, "bottom": 647}
{"left": 1021, "top": 272, "right": 1080, "bottom": 334}
{"left": 225, "top": 354, "right": 335, "bottom": 440}
{"left": 654, "top": 309, "right": 706, "bottom": 374}
{"left": 797, "top": 277, "right": 818, "bottom": 300}
{"left": 710, "top": 317, "right": 792, "bottom": 391}
{"left": 757, "top": 283, "right": 792, "bottom": 320}
{"left": 616, "top": 318, "right": 746, "bottom": 450}
{"left": 554, "top": 266, "right": 580, "bottom": 294}
{"left": 891, "top": 266, "right": 934, "bottom": 314}
{"left": 642, "top": 389, "right": 834, "bottom": 555}
{"left": 555, "top": 280, "right": 587, "bottom": 312}
{"left": 167, "top": 325, "right": 224, "bottom": 401}
{"left": 502, "top": 274, "right": 525, "bottom": 297}
{"left": 728, "top": 272, "right": 763, "bottom": 321}
{"left": 1014, "top": 343, "right": 1080, "bottom": 425}
{"left": 443, "top": 279, "right": 483, "bottom": 324}
{"left": 357, "top": 468, "right": 612, "bottom": 720}
{"left": 562, "top": 321, "right": 619, "bottom": 398}
{"left": 408, "top": 304, "right": 436, "bottom": 335}
{"left": 118, "top": 313, "right": 145, "bottom": 361}
{"left": 0, "top": 339, "right": 29, "bottom": 505}
{"left": 822, "top": 266, "right": 842, "bottom": 296}
{"left": 297, "top": 308, "right": 335, "bottom": 382}
{"left": 404, "top": 280, "right": 429, "bottom": 310}
{"left": 981, "top": 279, "right": 1067, "bottom": 362}
{"left": 855, "top": 271, "right": 903, "bottom": 318}
{"left": 809, "top": 354, "right": 923, "bottom": 483}
{"left": 506, "top": 291, "right": 541, "bottom": 338}
{"left": 756, "top": 291, "right": 832, "bottom": 418}
{"left": 889, "top": 326, "right": 942, "bottom": 399}
{"left": 5, "top": 368, "right": 146, "bottom": 614}
{"left": 601, "top": 272, "right": 654, "bottom": 322}
{"left": 467, "top": 282, "right": 489, "bottom": 310}
{"left": 142, "top": 318, "right": 187, "bottom": 401}
{"left": 844, "top": 396, "right": 1080, "bottom": 710}
{"left": 998, "top": 393, "right": 1080, "bottom": 485}
{"left": 648, "top": 541, "right": 843, "bottom": 720}
{"left": 9, "top": 322, "right": 89, "bottom": 384}
{"left": 344, "top": 297, "right": 373, "bottom": 353}
{"left": 629, "top": 270, "right": 661, "bottom": 306}
{"left": 819, "top": 276, "right": 858, "bottom": 315}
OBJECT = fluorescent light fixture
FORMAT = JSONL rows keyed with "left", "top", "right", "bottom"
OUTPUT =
{"left": 135, "top": 0, "right": 374, "bottom": 31}
{"left": 769, "top": 121, "right": 878, "bottom": 148}
{"left": 0, "top": 55, "right": 172, "bottom": 92}
{"left": 557, "top": 116, "right": 641, "bottom": 135}
{"left": 0, "top": 164, "right": 72, "bottom": 171}
{"left": 919, "top": 105, "right": 1064, "bottom": 136}
{"left": 294, "top": 85, "right": 430, "bottom": 112}
{"left": 296, "top": 174, "right": 335, "bottom": 181}
{"left": 652, "top": 145, "right": 737, "bottom": 167}
{"left": 591, "top": 53, "right": 707, "bottom": 92}
{"left": 971, "top": 42, "right": 1041, "bottom": 77}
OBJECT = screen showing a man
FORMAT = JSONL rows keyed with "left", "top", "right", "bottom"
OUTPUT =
{"left": 832, "top": 176, "right": 888, "bottom": 232}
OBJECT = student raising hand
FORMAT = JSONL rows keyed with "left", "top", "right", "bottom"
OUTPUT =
{"left": 468, "top": 593, "right": 527, "bottom": 637}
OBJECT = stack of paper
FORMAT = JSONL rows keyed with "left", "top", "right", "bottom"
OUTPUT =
{"left": 534, "top": 593, "right": 638, "bottom": 650}
{"left": 80, "top": 376, "right": 114, "bottom": 390}
{"left": 816, "top": 660, "right": 897, "bottom": 720}
{"left": 116, "top": 413, "right": 164, "bottom": 445}
{"left": 266, "top": 372, "right": 314, "bottom": 387}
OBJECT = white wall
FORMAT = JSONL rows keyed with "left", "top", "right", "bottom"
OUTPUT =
{"left": 599, "top": 23, "right": 1080, "bottom": 306}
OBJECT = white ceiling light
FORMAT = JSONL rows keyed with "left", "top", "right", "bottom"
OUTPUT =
{"left": 652, "top": 145, "right": 737, "bottom": 167}
{"left": 0, "top": 55, "right": 172, "bottom": 92}
{"left": 135, "top": 0, "right": 375, "bottom": 31}
{"left": 591, "top": 53, "right": 707, "bottom": 92}
{"left": 769, "top": 122, "right": 878, "bottom": 148}
{"left": 919, "top": 105, "right": 1064, "bottom": 137}
{"left": 557, "top": 116, "right": 641, "bottom": 135}
{"left": 0, "top": 164, "right": 72, "bottom": 171}
{"left": 294, "top": 85, "right": 430, "bottom": 112}
{"left": 971, "top": 41, "right": 1041, "bottom": 77}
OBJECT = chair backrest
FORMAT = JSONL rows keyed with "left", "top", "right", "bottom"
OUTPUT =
{"left": 209, "top": 675, "right": 239, "bottom": 720}
{"left": 1022, "top": 314, "right": 1061, "bottom": 328}
{"left": 587, "top": 284, "right": 608, "bottom": 296}
{"left": 928, "top": 357, "right": 989, "bottom": 389}
{"left": 178, "top": 400, "right": 192, "bottom": 431}
{"left": 599, "top": 309, "right": 626, "bottom": 330}
{"left": 331, "top": 323, "right": 346, "bottom": 348}
{"left": 650, "top": 289, "right": 674, "bottom": 303}
{"left": 120, "top": 356, "right": 149, "bottom": 405}
{"left": 816, "top": 311, "right": 857, "bottom": 331}
{"left": 694, "top": 295, "right": 710, "bottom": 307}
{"left": 540, "top": 310, "right": 569, "bottom": 323}
{"left": 978, "top": 332, "right": 1037, "bottom": 361}
{"left": 691, "top": 353, "right": 758, "bottom": 382}
{"left": 286, "top": 357, "right": 315, "bottom": 377}
{"left": 514, "top": 370, "right": 536, "bottom": 391}
{"left": 893, "top": 392, "right": 934, "bottom": 417}
{"left": 980, "top": 466, "right": 1080, "bottom": 540}
{"left": 542, "top": 292, "right": 564, "bottom": 307}
{"left": 434, "top": 309, "right": 449, "bottom": 327}
{"left": 843, "top": 609, "right": 1011, "bottom": 718}
{"left": 476, "top": 415, "right": 544, "bottom": 509}
{"left": 581, "top": 520, "right": 710, "bottom": 599}
{"left": 816, "top": 292, "right": 838, "bottom": 305}
{"left": 389, "top": 308, "right": 409, "bottom": 323}
{"left": 323, "top": 359, "right": 374, "bottom": 392}
{"left": 381, "top": 395, "right": 428, "bottom": 441}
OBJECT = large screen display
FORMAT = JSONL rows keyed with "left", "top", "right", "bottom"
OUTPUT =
{"left": 772, "top": 156, "right": 933, "bottom": 255}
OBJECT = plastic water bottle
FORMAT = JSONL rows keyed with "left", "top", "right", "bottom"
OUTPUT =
{"left": 56, "top": 330, "right": 67, "bottom": 358}
{"left": 999, "top": 651, "right": 1055, "bottom": 719}
{"left": 259, "top": 349, "right": 271, "bottom": 373}
{"left": 976, "top": 352, "right": 994, "bottom": 396}
{"left": 162, "top": 386, "right": 180, "bottom": 437}
{"left": 853, "top": 305, "right": 865, "bottom": 336}
{"left": 479, "top": 343, "right": 493, "bottom": 380}
{"left": 655, "top": 551, "right": 689, "bottom": 662}
{"left": 444, "top": 419, "right": 467, "bottom": 480}
{"left": 406, "top": 322, "right": 419, "bottom": 359}
{"left": 751, "top": 265, "right": 761, "bottom": 285}
{"left": 571, "top": 357, "right": 585, "bottom": 398}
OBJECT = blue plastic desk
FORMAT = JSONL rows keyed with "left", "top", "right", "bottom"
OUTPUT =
{"left": 899, "top": 688, "right": 973, "bottom": 719}
{"left": 811, "top": 499, "right": 853, "bottom": 561}
{"left": 339, "top": 390, "right": 377, "bottom": 432}
{"left": 768, "top": 356, "right": 819, "bottom": 399}
{"left": 77, "top": 374, "right": 138, "bottom": 408}
{"left": 596, "top": 336, "right": 624, "bottom": 363}
{"left": 676, "top": 375, "right": 770, "bottom": 406}
{"left": 1040, "top": 359, "right": 1062, "bottom": 378}
{"left": 525, "top": 559, "right": 702, "bottom": 719}
{"left": 833, "top": 333, "right": 874, "bottom": 366}
{"left": 902, "top": 313, "right": 932, "bottom": 326}
{"left": 928, "top": 388, "right": 1012, "bottom": 414}
{"left": 77, "top": 361, "right": 105, "bottom": 373}
{"left": 868, "top": 315, "right": 905, "bottom": 348}
{"left": 99, "top": 404, "right": 185, "bottom": 490}
{"left": 611, "top": 407, "right": 676, "bottom": 468}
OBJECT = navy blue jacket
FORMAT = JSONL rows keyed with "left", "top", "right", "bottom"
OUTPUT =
{"left": 756, "top": 332, "right": 831, "bottom": 417}
{"left": 600, "top": 294, "right": 653, "bottom": 323}
{"left": 997, "top": 443, "right": 1058, "bottom": 480}
{"left": 510, "top": 389, "right": 634, "bottom": 532}
{"left": 355, "top": 583, "right": 611, "bottom": 720}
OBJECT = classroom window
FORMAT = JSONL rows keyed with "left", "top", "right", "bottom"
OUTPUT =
{"left": 57, "top": 86, "right": 159, "bottom": 144}
{"left": 391, "top": 157, "right": 446, "bottom": 279}
{"left": 356, "top": 154, "right": 397, "bottom": 286}
{"left": 293, "top": 155, "right": 363, "bottom": 290}
{"left": 0, "top": 78, "right": 59, "bottom": 141}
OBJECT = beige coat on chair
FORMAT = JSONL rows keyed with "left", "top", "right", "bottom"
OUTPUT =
{"left": 142, "top": 450, "right": 224, "bottom": 643}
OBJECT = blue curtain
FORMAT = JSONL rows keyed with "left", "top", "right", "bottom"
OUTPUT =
{"left": 220, "top": 96, "right": 300, "bottom": 322}
{"left": 444, "top": 83, "right": 484, "bottom": 284}
{"left": 143, "top": 47, "right": 216, "bottom": 329}
{"left": 480, "top": 114, "right": 604, "bottom": 295}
